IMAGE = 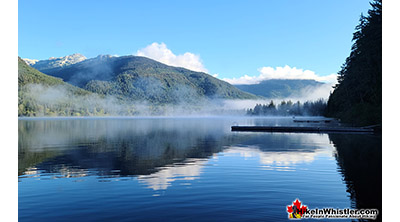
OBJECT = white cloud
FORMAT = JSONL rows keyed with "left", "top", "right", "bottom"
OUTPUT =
{"left": 136, "top": 42, "right": 208, "bottom": 73}
{"left": 222, "top": 65, "right": 337, "bottom": 85}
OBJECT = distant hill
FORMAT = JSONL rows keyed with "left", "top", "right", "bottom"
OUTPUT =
{"left": 234, "top": 79, "right": 324, "bottom": 98}
{"left": 36, "top": 55, "right": 258, "bottom": 104}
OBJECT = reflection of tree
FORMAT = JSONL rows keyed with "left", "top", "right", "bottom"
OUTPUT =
{"left": 19, "top": 120, "right": 238, "bottom": 178}
{"left": 329, "top": 134, "right": 381, "bottom": 220}
{"left": 18, "top": 147, "right": 58, "bottom": 176}
{"left": 19, "top": 119, "right": 334, "bottom": 179}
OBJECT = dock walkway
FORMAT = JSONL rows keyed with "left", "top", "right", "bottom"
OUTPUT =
{"left": 231, "top": 126, "right": 374, "bottom": 133}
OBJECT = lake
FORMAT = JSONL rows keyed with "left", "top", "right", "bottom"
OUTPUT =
{"left": 18, "top": 117, "right": 381, "bottom": 221}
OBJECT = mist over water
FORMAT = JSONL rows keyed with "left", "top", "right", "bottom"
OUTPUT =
{"left": 20, "top": 81, "right": 333, "bottom": 117}
{"left": 20, "top": 53, "right": 335, "bottom": 117}
{"left": 18, "top": 117, "right": 381, "bottom": 221}
{"left": 21, "top": 54, "right": 335, "bottom": 117}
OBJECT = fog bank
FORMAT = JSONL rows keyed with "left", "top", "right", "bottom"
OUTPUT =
{"left": 19, "top": 81, "right": 333, "bottom": 117}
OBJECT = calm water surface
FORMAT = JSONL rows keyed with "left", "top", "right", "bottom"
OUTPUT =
{"left": 18, "top": 117, "right": 381, "bottom": 221}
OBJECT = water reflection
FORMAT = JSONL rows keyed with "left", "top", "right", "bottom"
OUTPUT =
{"left": 329, "top": 133, "right": 382, "bottom": 220}
{"left": 223, "top": 133, "right": 335, "bottom": 171}
{"left": 19, "top": 118, "right": 230, "bottom": 177}
{"left": 223, "top": 146, "right": 331, "bottom": 171}
{"left": 19, "top": 118, "right": 337, "bottom": 182}
{"left": 19, "top": 117, "right": 381, "bottom": 221}
{"left": 138, "top": 158, "right": 210, "bottom": 190}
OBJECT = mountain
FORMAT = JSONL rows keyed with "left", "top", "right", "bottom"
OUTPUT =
{"left": 36, "top": 55, "right": 258, "bottom": 104}
{"left": 22, "top": 58, "right": 38, "bottom": 66}
{"left": 24, "top": 53, "right": 87, "bottom": 72}
{"left": 18, "top": 57, "right": 87, "bottom": 91}
{"left": 234, "top": 79, "right": 324, "bottom": 98}
{"left": 18, "top": 57, "right": 102, "bottom": 116}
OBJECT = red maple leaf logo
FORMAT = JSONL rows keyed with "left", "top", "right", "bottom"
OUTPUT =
{"left": 293, "top": 199, "right": 302, "bottom": 209}
{"left": 287, "top": 205, "right": 293, "bottom": 213}
{"left": 287, "top": 199, "right": 308, "bottom": 218}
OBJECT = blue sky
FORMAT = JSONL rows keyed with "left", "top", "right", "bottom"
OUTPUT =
{"left": 19, "top": 0, "right": 372, "bottom": 82}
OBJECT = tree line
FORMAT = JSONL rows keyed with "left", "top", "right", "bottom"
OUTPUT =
{"left": 246, "top": 99, "right": 327, "bottom": 116}
{"left": 326, "top": 0, "right": 381, "bottom": 126}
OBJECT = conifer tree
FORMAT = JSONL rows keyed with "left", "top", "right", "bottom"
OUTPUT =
{"left": 326, "top": 0, "right": 382, "bottom": 126}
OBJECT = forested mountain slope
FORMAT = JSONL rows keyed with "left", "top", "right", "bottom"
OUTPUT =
{"left": 326, "top": 0, "right": 381, "bottom": 126}
{"left": 37, "top": 55, "right": 258, "bottom": 104}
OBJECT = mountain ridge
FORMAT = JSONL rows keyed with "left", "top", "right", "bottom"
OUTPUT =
{"left": 234, "top": 79, "right": 324, "bottom": 98}
{"left": 34, "top": 54, "right": 259, "bottom": 103}
{"left": 24, "top": 53, "right": 87, "bottom": 72}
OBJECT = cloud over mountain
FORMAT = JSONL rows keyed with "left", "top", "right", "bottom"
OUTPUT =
{"left": 136, "top": 42, "right": 208, "bottom": 73}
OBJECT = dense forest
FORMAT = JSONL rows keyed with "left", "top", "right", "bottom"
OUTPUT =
{"left": 246, "top": 99, "right": 327, "bottom": 116}
{"left": 326, "top": 0, "right": 382, "bottom": 126}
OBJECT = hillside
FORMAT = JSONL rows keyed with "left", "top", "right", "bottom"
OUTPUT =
{"left": 326, "top": 0, "right": 381, "bottom": 126}
{"left": 234, "top": 79, "right": 323, "bottom": 98}
{"left": 18, "top": 57, "right": 89, "bottom": 93}
{"left": 36, "top": 55, "right": 258, "bottom": 104}
{"left": 18, "top": 57, "right": 118, "bottom": 116}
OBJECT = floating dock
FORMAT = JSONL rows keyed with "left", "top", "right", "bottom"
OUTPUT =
{"left": 293, "top": 119, "right": 332, "bottom": 123}
{"left": 231, "top": 126, "right": 374, "bottom": 133}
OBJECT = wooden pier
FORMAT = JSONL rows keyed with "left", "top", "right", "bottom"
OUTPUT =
{"left": 231, "top": 126, "right": 374, "bottom": 133}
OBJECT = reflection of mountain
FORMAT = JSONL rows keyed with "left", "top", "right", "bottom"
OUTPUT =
{"left": 19, "top": 119, "right": 335, "bottom": 188}
{"left": 18, "top": 118, "right": 238, "bottom": 180}
{"left": 19, "top": 117, "right": 382, "bottom": 214}
{"left": 329, "top": 134, "right": 382, "bottom": 221}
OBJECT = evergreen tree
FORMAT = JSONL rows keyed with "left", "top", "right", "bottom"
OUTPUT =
{"left": 326, "top": 0, "right": 381, "bottom": 126}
